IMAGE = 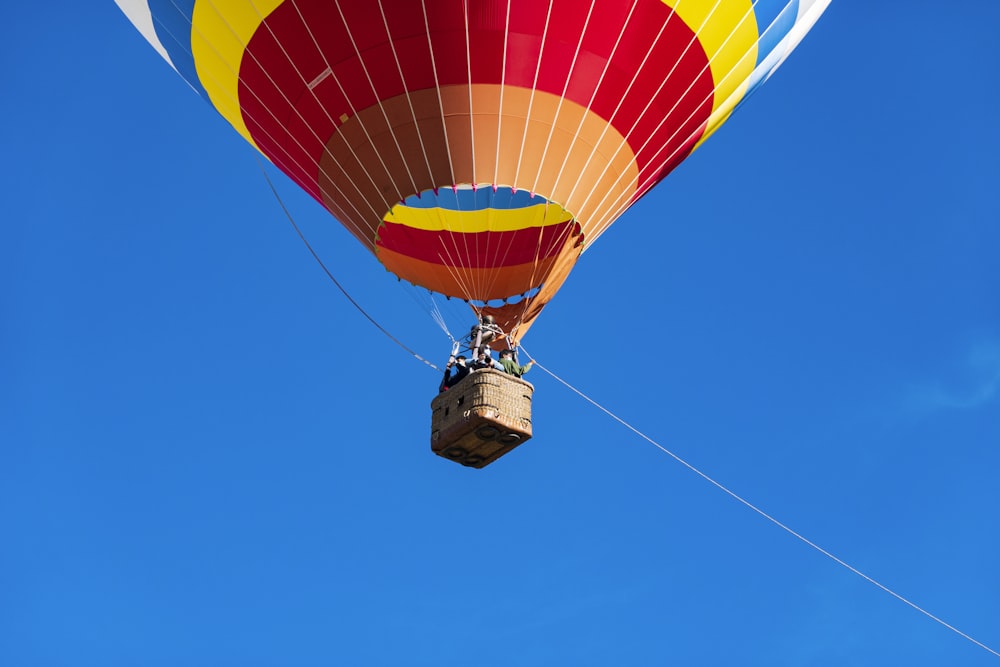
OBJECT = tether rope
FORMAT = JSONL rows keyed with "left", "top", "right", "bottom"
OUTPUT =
{"left": 171, "top": 3, "right": 1000, "bottom": 657}
{"left": 520, "top": 349, "right": 1000, "bottom": 660}
{"left": 259, "top": 152, "right": 997, "bottom": 659}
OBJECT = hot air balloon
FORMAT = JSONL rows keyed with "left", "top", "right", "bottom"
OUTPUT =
{"left": 114, "top": 0, "right": 830, "bottom": 467}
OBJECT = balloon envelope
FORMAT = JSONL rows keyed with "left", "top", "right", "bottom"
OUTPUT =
{"left": 115, "top": 0, "right": 830, "bottom": 340}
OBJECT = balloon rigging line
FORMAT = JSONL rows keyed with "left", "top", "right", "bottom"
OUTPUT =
{"left": 201, "top": 0, "right": 537, "bottom": 314}
{"left": 240, "top": 7, "right": 991, "bottom": 646}
{"left": 305, "top": 0, "right": 403, "bottom": 213}
{"left": 395, "top": 272, "right": 457, "bottom": 341}
{"left": 375, "top": 0, "right": 436, "bottom": 189}
{"left": 160, "top": 2, "right": 844, "bottom": 374}
{"left": 513, "top": 0, "right": 555, "bottom": 189}
{"left": 494, "top": 0, "right": 513, "bottom": 186}
{"left": 332, "top": 0, "right": 420, "bottom": 197}
{"left": 184, "top": 0, "right": 383, "bottom": 244}
{"left": 520, "top": 215, "right": 557, "bottom": 330}
{"left": 293, "top": 0, "right": 402, "bottom": 215}
{"left": 549, "top": 0, "right": 642, "bottom": 198}
{"left": 190, "top": 0, "right": 683, "bottom": 321}
{"left": 620, "top": 2, "right": 762, "bottom": 203}
{"left": 447, "top": 2, "right": 520, "bottom": 305}
{"left": 157, "top": 0, "right": 822, "bottom": 339}
{"left": 563, "top": 0, "right": 677, "bottom": 209}
{"left": 565, "top": 1, "right": 685, "bottom": 215}
{"left": 587, "top": 0, "right": 831, "bottom": 247}
{"left": 420, "top": 0, "right": 457, "bottom": 186}
{"left": 130, "top": 4, "right": 971, "bottom": 652}
{"left": 427, "top": 300, "right": 456, "bottom": 343}
{"left": 256, "top": 157, "right": 440, "bottom": 372}
{"left": 578, "top": 0, "right": 737, "bottom": 240}
{"left": 454, "top": 189, "right": 488, "bottom": 301}
{"left": 529, "top": 0, "right": 598, "bottom": 198}
{"left": 253, "top": 1, "right": 491, "bottom": 348}
{"left": 522, "top": 352, "right": 999, "bottom": 659}
{"left": 582, "top": 0, "right": 768, "bottom": 243}
{"left": 262, "top": 139, "right": 997, "bottom": 657}
{"left": 434, "top": 230, "right": 483, "bottom": 308}
{"left": 490, "top": 0, "right": 572, "bottom": 326}
{"left": 462, "top": 0, "right": 477, "bottom": 180}
{"left": 422, "top": 0, "right": 474, "bottom": 300}
{"left": 245, "top": 0, "right": 386, "bottom": 224}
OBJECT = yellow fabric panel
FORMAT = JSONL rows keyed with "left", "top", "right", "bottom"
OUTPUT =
{"left": 662, "top": 0, "right": 757, "bottom": 146}
{"left": 383, "top": 202, "right": 575, "bottom": 233}
{"left": 695, "top": 43, "right": 760, "bottom": 148}
{"left": 190, "top": 0, "right": 283, "bottom": 150}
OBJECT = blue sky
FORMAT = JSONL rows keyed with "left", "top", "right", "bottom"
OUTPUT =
{"left": 3, "top": 3, "right": 999, "bottom": 666}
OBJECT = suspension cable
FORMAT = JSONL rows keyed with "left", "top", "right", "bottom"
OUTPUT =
{"left": 256, "top": 157, "right": 440, "bottom": 372}
{"left": 261, "top": 147, "right": 996, "bottom": 657}
{"left": 521, "top": 348, "right": 1000, "bottom": 660}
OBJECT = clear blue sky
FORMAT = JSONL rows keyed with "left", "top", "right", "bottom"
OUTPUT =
{"left": 3, "top": 3, "right": 999, "bottom": 666}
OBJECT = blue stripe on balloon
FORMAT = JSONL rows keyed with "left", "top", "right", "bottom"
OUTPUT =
{"left": 752, "top": 0, "right": 799, "bottom": 66}
{"left": 737, "top": 0, "right": 802, "bottom": 101}
{"left": 400, "top": 186, "right": 550, "bottom": 212}
{"left": 147, "top": 0, "right": 209, "bottom": 100}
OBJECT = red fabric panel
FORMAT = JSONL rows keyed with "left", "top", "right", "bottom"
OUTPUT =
{"left": 376, "top": 221, "right": 579, "bottom": 268}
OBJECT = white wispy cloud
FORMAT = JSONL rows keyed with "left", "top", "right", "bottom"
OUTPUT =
{"left": 905, "top": 338, "right": 1000, "bottom": 412}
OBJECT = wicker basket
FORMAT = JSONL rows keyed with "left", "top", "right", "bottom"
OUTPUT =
{"left": 430, "top": 369, "right": 534, "bottom": 468}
